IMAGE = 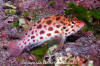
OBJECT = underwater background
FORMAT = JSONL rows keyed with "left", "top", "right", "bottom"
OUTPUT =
{"left": 0, "top": 0, "right": 100, "bottom": 66}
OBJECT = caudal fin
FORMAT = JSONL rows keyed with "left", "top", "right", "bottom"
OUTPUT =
{"left": 6, "top": 41, "right": 23, "bottom": 57}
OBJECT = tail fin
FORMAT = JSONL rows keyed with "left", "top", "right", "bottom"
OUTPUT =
{"left": 6, "top": 41, "right": 23, "bottom": 57}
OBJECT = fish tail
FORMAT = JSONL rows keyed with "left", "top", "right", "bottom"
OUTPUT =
{"left": 6, "top": 41, "right": 23, "bottom": 57}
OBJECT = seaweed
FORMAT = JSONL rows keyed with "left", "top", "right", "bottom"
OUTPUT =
{"left": 90, "top": 10, "right": 100, "bottom": 19}
{"left": 49, "top": 1, "right": 55, "bottom": 6}
{"left": 12, "top": 22, "right": 19, "bottom": 27}
{"left": 23, "top": 12, "right": 29, "bottom": 17}
{"left": 32, "top": 13, "right": 39, "bottom": 20}
{"left": 30, "top": 45, "right": 48, "bottom": 61}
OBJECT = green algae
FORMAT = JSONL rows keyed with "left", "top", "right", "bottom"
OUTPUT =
{"left": 32, "top": 13, "right": 39, "bottom": 20}
{"left": 66, "top": 2, "right": 100, "bottom": 21}
{"left": 12, "top": 22, "right": 19, "bottom": 27}
{"left": 29, "top": 39, "right": 58, "bottom": 61}
{"left": 30, "top": 45, "right": 48, "bottom": 61}
{"left": 24, "top": 12, "right": 29, "bottom": 17}
{"left": 49, "top": 1, "right": 55, "bottom": 6}
{"left": 90, "top": 10, "right": 100, "bottom": 19}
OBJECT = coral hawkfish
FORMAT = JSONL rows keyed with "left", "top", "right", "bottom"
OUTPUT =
{"left": 6, "top": 15, "right": 84, "bottom": 57}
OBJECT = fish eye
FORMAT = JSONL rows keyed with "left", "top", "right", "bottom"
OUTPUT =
{"left": 72, "top": 21, "right": 75, "bottom": 24}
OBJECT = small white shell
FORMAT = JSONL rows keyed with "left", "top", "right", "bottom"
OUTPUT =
{"left": 19, "top": 18, "right": 26, "bottom": 26}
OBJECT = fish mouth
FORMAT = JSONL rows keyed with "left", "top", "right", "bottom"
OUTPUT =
{"left": 79, "top": 22, "right": 85, "bottom": 28}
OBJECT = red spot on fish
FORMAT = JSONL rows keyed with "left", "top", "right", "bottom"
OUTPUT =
{"left": 24, "top": 42, "right": 26, "bottom": 44}
{"left": 29, "top": 42, "right": 31, "bottom": 44}
{"left": 27, "top": 39, "right": 30, "bottom": 41}
{"left": 66, "top": 29, "right": 69, "bottom": 32}
{"left": 25, "top": 33, "right": 27, "bottom": 35}
{"left": 34, "top": 24, "right": 36, "bottom": 26}
{"left": 56, "top": 16, "right": 61, "bottom": 20}
{"left": 48, "top": 27, "right": 53, "bottom": 31}
{"left": 72, "top": 29, "right": 75, "bottom": 32}
{"left": 33, "top": 40, "right": 35, "bottom": 42}
{"left": 46, "top": 20, "right": 52, "bottom": 25}
{"left": 19, "top": 43, "right": 21, "bottom": 45}
{"left": 40, "top": 37, "right": 43, "bottom": 39}
{"left": 32, "top": 31, "right": 34, "bottom": 34}
{"left": 40, "top": 30, "right": 45, "bottom": 34}
{"left": 36, "top": 34, "right": 38, "bottom": 36}
{"left": 60, "top": 21, "right": 64, "bottom": 24}
{"left": 23, "top": 41, "right": 24, "bottom": 43}
{"left": 65, "top": 33, "right": 67, "bottom": 35}
{"left": 21, "top": 45, "right": 23, "bottom": 48}
{"left": 55, "top": 30, "right": 59, "bottom": 33}
{"left": 53, "top": 23, "right": 56, "bottom": 25}
{"left": 37, "top": 40, "right": 39, "bottom": 42}
{"left": 56, "top": 25, "right": 60, "bottom": 28}
{"left": 65, "top": 36, "right": 67, "bottom": 37}
{"left": 37, "top": 24, "right": 42, "bottom": 29}
{"left": 71, "top": 25, "right": 73, "bottom": 28}
{"left": 29, "top": 27, "right": 32, "bottom": 30}
{"left": 44, "top": 25, "right": 46, "bottom": 28}
{"left": 23, "top": 36, "right": 25, "bottom": 38}
{"left": 76, "top": 25, "right": 79, "bottom": 27}
{"left": 35, "top": 30, "right": 37, "bottom": 32}
{"left": 47, "top": 33, "right": 51, "bottom": 36}
{"left": 68, "top": 32, "right": 70, "bottom": 34}
{"left": 68, "top": 24, "right": 71, "bottom": 26}
{"left": 37, "top": 20, "right": 41, "bottom": 23}
{"left": 31, "top": 36, "right": 35, "bottom": 39}
{"left": 55, "top": 35, "right": 58, "bottom": 38}
{"left": 63, "top": 27, "right": 66, "bottom": 29}
{"left": 28, "top": 35, "right": 30, "bottom": 37}
{"left": 45, "top": 16, "right": 49, "bottom": 19}
{"left": 64, "top": 15, "right": 68, "bottom": 18}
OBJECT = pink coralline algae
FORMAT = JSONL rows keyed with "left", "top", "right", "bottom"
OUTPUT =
{"left": 17, "top": 0, "right": 67, "bottom": 14}
{"left": 79, "top": 0, "right": 100, "bottom": 9}
{"left": 0, "top": 1, "right": 9, "bottom": 42}
{"left": 66, "top": 0, "right": 100, "bottom": 9}
{"left": 65, "top": 31, "right": 100, "bottom": 56}
{"left": 18, "top": 0, "right": 47, "bottom": 11}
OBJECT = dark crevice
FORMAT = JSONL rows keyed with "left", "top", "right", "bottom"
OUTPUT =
{"left": 66, "top": 35, "right": 80, "bottom": 42}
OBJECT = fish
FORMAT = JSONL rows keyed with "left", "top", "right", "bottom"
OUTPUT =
{"left": 6, "top": 15, "right": 84, "bottom": 57}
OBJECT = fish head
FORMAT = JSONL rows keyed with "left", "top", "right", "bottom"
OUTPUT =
{"left": 70, "top": 17, "right": 85, "bottom": 33}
